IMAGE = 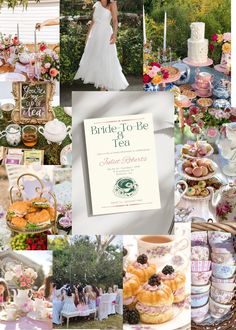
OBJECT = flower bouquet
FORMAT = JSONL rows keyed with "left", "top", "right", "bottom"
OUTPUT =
{"left": 0, "top": 33, "right": 20, "bottom": 69}
{"left": 209, "top": 32, "right": 231, "bottom": 70}
{"left": 38, "top": 42, "right": 60, "bottom": 82}
{"left": 143, "top": 61, "right": 169, "bottom": 91}
{"left": 57, "top": 203, "right": 72, "bottom": 234}
{"left": 4, "top": 264, "right": 37, "bottom": 289}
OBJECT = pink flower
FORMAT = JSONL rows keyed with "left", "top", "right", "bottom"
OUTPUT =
{"left": 185, "top": 117, "right": 194, "bottom": 126}
{"left": 41, "top": 67, "right": 47, "bottom": 74}
{"left": 209, "top": 43, "right": 214, "bottom": 51}
{"left": 197, "top": 120, "right": 204, "bottom": 128}
{"left": 191, "top": 125, "right": 201, "bottom": 134}
{"left": 223, "top": 32, "right": 231, "bottom": 42}
{"left": 207, "top": 127, "right": 218, "bottom": 138}
{"left": 212, "top": 34, "right": 218, "bottom": 42}
{"left": 44, "top": 62, "right": 51, "bottom": 69}
{"left": 152, "top": 66, "right": 161, "bottom": 73}
{"left": 216, "top": 201, "right": 232, "bottom": 216}
{"left": 20, "top": 282, "right": 26, "bottom": 287}
{"left": 49, "top": 68, "right": 59, "bottom": 77}
{"left": 189, "top": 106, "right": 199, "bottom": 115}
{"left": 150, "top": 62, "right": 161, "bottom": 68}
{"left": 148, "top": 69, "right": 157, "bottom": 78}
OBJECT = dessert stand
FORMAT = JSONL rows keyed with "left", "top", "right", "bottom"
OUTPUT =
{"left": 7, "top": 173, "right": 58, "bottom": 235}
{"left": 191, "top": 221, "right": 236, "bottom": 330}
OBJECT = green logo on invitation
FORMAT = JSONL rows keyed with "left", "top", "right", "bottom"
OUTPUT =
{"left": 113, "top": 178, "right": 138, "bottom": 198}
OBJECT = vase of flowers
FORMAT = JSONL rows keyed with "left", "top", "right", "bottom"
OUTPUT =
{"left": 4, "top": 264, "right": 37, "bottom": 312}
{"left": 209, "top": 32, "right": 231, "bottom": 71}
{"left": 143, "top": 61, "right": 169, "bottom": 91}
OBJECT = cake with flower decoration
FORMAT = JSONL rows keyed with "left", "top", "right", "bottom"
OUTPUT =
{"left": 127, "top": 254, "right": 156, "bottom": 284}
{"left": 187, "top": 22, "right": 209, "bottom": 64}
{"left": 136, "top": 274, "right": 174, "bottom": 324}
{"left": 159, "top": 265, "right": 186, "bottom": 303}
{"left": 123, "top": 270, "right": 141, "bottom": 306}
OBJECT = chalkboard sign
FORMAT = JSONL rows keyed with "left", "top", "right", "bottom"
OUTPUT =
{"left": 12, "top": 81, "right": 55, "bottom": 124}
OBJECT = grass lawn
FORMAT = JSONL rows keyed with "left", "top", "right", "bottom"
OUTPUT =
{"left": 53, "top": 314, "right": 123, "bottom": 329}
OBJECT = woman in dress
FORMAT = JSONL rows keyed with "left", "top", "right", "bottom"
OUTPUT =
{"left": 61, "top": 287, "right": 77, "bottom": 313}
{"left": 74, "top": 0, "right": 129, "bottom": 91}
{"left": 84, "top": 285, "right": 96, "bottom": 309}
{"left": 0, "top": 279, "right": 10, "bottom": 304}
{"left": 52, "top": 283, "right": 64, "bottom": 325}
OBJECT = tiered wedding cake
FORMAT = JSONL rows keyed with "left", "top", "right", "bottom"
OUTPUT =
{"left": 187, "top": 22, "right": 208, "bottom": 64}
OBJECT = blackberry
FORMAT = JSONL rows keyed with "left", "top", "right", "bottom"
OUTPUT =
{"left": 148, "top": 274, "right": 161, "bottom": 286}
{"left": 123, "top": 305, "right": 129, "bottom": 323}
{"left": 137, "top": 253, "right": 148, "bottom": 264}
{"left": 123, "top": 270, "right": 126, "bottom": 277}
{"left": 123, "top": 247, "right": 128, "bottom": 257}
{"left": 127, "top": 308, "right": 140, "bottom": 324}
{"left": 162, "top": 265, "right": 175, "bottom": 275}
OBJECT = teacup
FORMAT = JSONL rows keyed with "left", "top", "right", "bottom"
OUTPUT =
{"left": 175, "top": 95, "right": 190, "bottom": 107}
{"left": 212, "top": 262, "right": 236, "bottom": 279}
{"left": 191, "top": 242, "right": 209, "bottom": 261}
{"left": 197, "top": 72, "right": 212, "bottom": 82}
{"left": 137, "top": 235, "right": 189, "bottom": 264}
{"left": 191, "top": 301, "right": 209, "bottom": 323}
{"left": 211, "top": 281, "right": 236, "bottom": 292}
{"left": 209, "top": 297, "right": 233, "bottom": 319}
{"left": 211, "top": 252, "right": 236, "bottom": 265}
{"left": 208, "top": 231, "right": 233, "bottom": 245}
{"left": 192, "top": 270, "right": 212, "bottom": 285}
{"left": 191, "top": 283, "right": 211, "bottom": 294}
{"left": 195, "top": 80, "right": 210, "bottom": 90}
{"left": 191, "top": 260, "right": 211, "bottom": 272}
{"left": 191, "top": 291, "right": 209, "bottom": 308}
{"left": 211, "top": 243, "right": 235, "bottom": 254}
{"left": 211, "top": 275, "right": 235, "bottom": 283}
{"left": 5, "top": 307, "right": 17, "bottom": 321}
{"left": 210, "top": 286, "right": 234, "bottom": 304}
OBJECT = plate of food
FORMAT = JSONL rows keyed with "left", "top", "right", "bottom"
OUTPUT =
{"left": 181, "top": 142, "right": 214, "bottom": 159}
{"left": 165, "top": 66, "right": 180, "bottom": 79}
{"left": 197, "top": 98, "right": 213, "bottom": 108}
{"left": 181, "top": 89, "right": 197, "bottom": 100}
{"left": 179, "top": 158, "right": 217, "bottom": 181}
{"left": 183, "top": 180, "right": 211, "bottom": 200}
{"left": 6, "top": 198, "right": 56, "bottom": 232}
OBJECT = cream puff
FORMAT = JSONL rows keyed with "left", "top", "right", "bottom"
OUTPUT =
{"left": 127, "top": 254, "right": 156, "bottom": 284}
{"left": 159, "top": 265, "right": 186, "bottom": 303}
{"left": 136, "top": 274, "right": 174, "bottom": 324}
{"left": 123, "top": 270, "right": 140, "bottom": 306}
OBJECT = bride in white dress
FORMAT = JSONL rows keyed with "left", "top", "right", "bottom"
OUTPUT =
{"left": 74, "top": 0, "right": 129, "bottom": 91}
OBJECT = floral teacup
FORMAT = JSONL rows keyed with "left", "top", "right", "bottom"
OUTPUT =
{"left": 209, "top": 297, "right": 233, "bottom": 319}
{"left": 208, "top": 231, "right": 233, "bottom": 245}
{"left": 192, "top": 270, "right": 212, "bottom": 285}
{"left": 191, "top": 302, "right": 209, "bottom": 324}
{"left": 191, "top": 283, "right": 211, "bottom": 294}
{"left": 191, "top": 231, "right": 208, "bottom": 244}
{"left": 211, "top": 275, "right": 235, "bottom": 283}
{"left": 191, "top": 260, "right": 211, "bottom": 272}
{"left": 210, "top": 286, "right": 234, "bottom": 304}
{"left": 191, "top": 291, "right": 209, "bottom": 308}
{"left": 212, "top": 262, "right": 236, "bottom": 279}
{"left": 211, "top": 252, "right": 236, "bottom": 265}
{"left": 191, "top": 242, "right": 209, "bottom": 261}
{"left": 211, "top": 281, "right": 236, "bottom": 292}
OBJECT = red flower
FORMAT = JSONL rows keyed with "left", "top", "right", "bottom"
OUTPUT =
{"left": 189, "top": 106, "right": 199, "bottom": 115}
{"left": 150, "top": 62, "right": 161, "bottom": 68}
{"left": 211, "top": 34, "right": 218, "bottom": 42}
{"left": 143, "top": 73, "right": 152, "bottom": 84}
{"left": 39, "top": 43, "right": 47, "bottom": 52}
{"left": 12, "top": 36, "right": 20, "bottom": 46}
{"left": 209, "top": 43, "right": 214, "bottom": 51}
{"left": 162, "top": 70, "right": 169, "bottom": 79}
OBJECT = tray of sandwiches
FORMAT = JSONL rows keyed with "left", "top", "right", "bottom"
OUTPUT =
{"left": 6, "top": 173, "right": 57, "bottom": 234}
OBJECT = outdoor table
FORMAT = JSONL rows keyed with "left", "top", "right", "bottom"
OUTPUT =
{"left": 61, "top": 309, "right": 96, "bottom": 329}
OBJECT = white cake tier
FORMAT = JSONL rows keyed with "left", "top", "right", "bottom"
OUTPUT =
{"left": 190, "top": 22, "right": 205, "bottom": 41}
{"left": 187, "top": 38, "right": 209, "bottom": 64}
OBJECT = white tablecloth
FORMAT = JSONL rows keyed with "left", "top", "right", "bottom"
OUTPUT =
{"left": 72, "top": 91, "right": 174, "bottom": 235}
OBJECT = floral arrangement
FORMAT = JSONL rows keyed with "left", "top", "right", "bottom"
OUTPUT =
{"left": 4, "top": 264, "right": 37, "bottom": 290}
{"left": 143, "top": 61, "right": 169, "bottom": 85}
{"left": 209, "top": 32, "right": 231, "bottom": 68}
{"left": 38, "top": 42, "right": 60, "bottom": 81}
{"left": 57, "top": 203, "right": 72, "bottom": 234}
{"left": 184, "top": 105, "right": 232, "bottom": 135}
{"left": 0, "top": 33, "right": 20, "bottom": 51}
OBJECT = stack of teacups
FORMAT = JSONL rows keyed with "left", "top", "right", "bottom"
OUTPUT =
{"left": 193, "top": 72, "right": 213, "bottom": 97}
{"left": 208, "top": 231, "right": 236, "bottom": 319}
{"left": 191, "top": 231, "right": 211, "bottom": 323}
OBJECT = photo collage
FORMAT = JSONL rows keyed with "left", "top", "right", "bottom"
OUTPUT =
{"left": 0, "top": 0, "right": 235, "bottom": 330}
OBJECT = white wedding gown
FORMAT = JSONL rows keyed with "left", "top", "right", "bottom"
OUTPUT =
{"left": 74, "top": 1, "right": 129, "bottom": 90}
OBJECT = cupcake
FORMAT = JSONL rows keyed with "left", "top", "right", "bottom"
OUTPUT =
{"left": 123, "top": 270, "right": 140, "bottom": 306}
{"left": 136, "top": 274, "right": 174, "bottom": 324}
{"left": 159, "top": 265, "right": 186, "bottom": 303}
{"left": 127, "top": 254, "right": 156, "bottom": 284}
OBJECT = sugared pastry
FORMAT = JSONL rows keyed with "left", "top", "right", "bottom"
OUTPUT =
{"left": 136, "top": 274, "right": 174, "bottom": 324}
{"left": 123, "top": 270, "right": 140, "bottom": 306}
{"left": 127, "top": 254, "right": 156, "bottom": 284}
{"left": 159, "top": 265, "right": 186, "bottom": 303}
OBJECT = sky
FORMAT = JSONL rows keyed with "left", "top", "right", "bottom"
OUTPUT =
{"left": 15, "top": 251, "right": 52, "bottom": 275}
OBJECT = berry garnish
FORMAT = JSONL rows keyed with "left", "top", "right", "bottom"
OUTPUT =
{"left": 148, "top": 274, "right": 161, "bottom": 286}
{"left": 162, "top": 265, "right": 175, "bottom": 275}
{"left": 127, "top": 308, "right": 140, "bottom": 324}
{"left": 137, "top": 254, "right": 148, "bottom": 264}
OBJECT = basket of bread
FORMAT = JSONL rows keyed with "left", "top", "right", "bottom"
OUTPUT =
{"left": 6, "top": 173, "right": 57, "bottom": 234}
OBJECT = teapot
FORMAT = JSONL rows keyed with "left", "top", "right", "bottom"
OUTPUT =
{"left": 208, "top": 183, "right": 236, "bottom": 222}
{"left": 38, "top": 119, "right": 71, "bottom": 145}
{"left": 175, "top": 180, "right": 188, "bottom": 206}
{"left": 212, "top": 79, "right": 231, "bottom": 99}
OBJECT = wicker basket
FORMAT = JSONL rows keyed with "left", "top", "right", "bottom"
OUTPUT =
{"left": 191, "top": 221, "right": 236, "bottom": 330}
{"left": 7, "top": 173, "right": 58, "bottom": 235}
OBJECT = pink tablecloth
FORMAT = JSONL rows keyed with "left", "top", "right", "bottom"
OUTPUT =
{"left": 0, "top": 317, "right": 51, "bottom": 330}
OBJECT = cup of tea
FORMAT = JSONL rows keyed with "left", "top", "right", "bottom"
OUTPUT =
{"left": 1, "top": 103, "right": 14, "bottom": 122}
{"left": 22, "top": 125, "right": 38, "bottom": 147}
{"left": 197, "top": 72, "right": 212, "bottom": 82}
{"left": 137, "top": 235, "right": 189, "bottom": 263}
{"left": 5, "top": 306, "right": 17, "bottom": 321}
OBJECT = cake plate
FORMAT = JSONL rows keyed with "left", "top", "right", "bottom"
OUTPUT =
{"left": 214, "top": 64, "right": 230, "bottom": 75}
{"left": 183, "top": 58, "right": 213, "bottom": 68}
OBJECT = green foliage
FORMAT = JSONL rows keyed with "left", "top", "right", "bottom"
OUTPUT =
{"left": 0, "top": 0, "right": 39, "bottom": 9}
{"left": 52, "top": 236, "right": 122, "bottom": 289}
{"left": 146, "top": 0, "right": 231, "bottom": 62}
{"left": 48, "top": 236, "right": 70, "bottom": 251}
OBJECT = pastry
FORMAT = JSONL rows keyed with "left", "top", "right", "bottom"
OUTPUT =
{"left": 197, "top": 98, "right": 213, "bottom": 107}
{"left": 31, "top": 197, "right": 50, "bottom": 208}
{"left": 136, "top": 274, "right": 174, "bottom": 324}
{"left": 7, "top": 201, "right": 29, "bottom": 218}
{"left": 123, "top": 270, "right": 140, "bottom": 306}
{"left": 159, "top": 265, "right": 186, "bottom": 303}
{"left": 26, "top": 209, "right": 51, "bottom": 225}
{"left": 182, "top": 158, "right": 215, "bottom": 178}
{"left": 11, "top": 216, "right": 27, "bottom": 229}
{"left": 127, "top": 254, "right": 156, "bottom": 284}
{"left": 181, "top": 142, "right": 212, "bottom": 158}
{"left": 198, "top": 180, "right": 206, "bottom": 188}
{"left": 186, "top": 187, "right": 195, "bottom": 196}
